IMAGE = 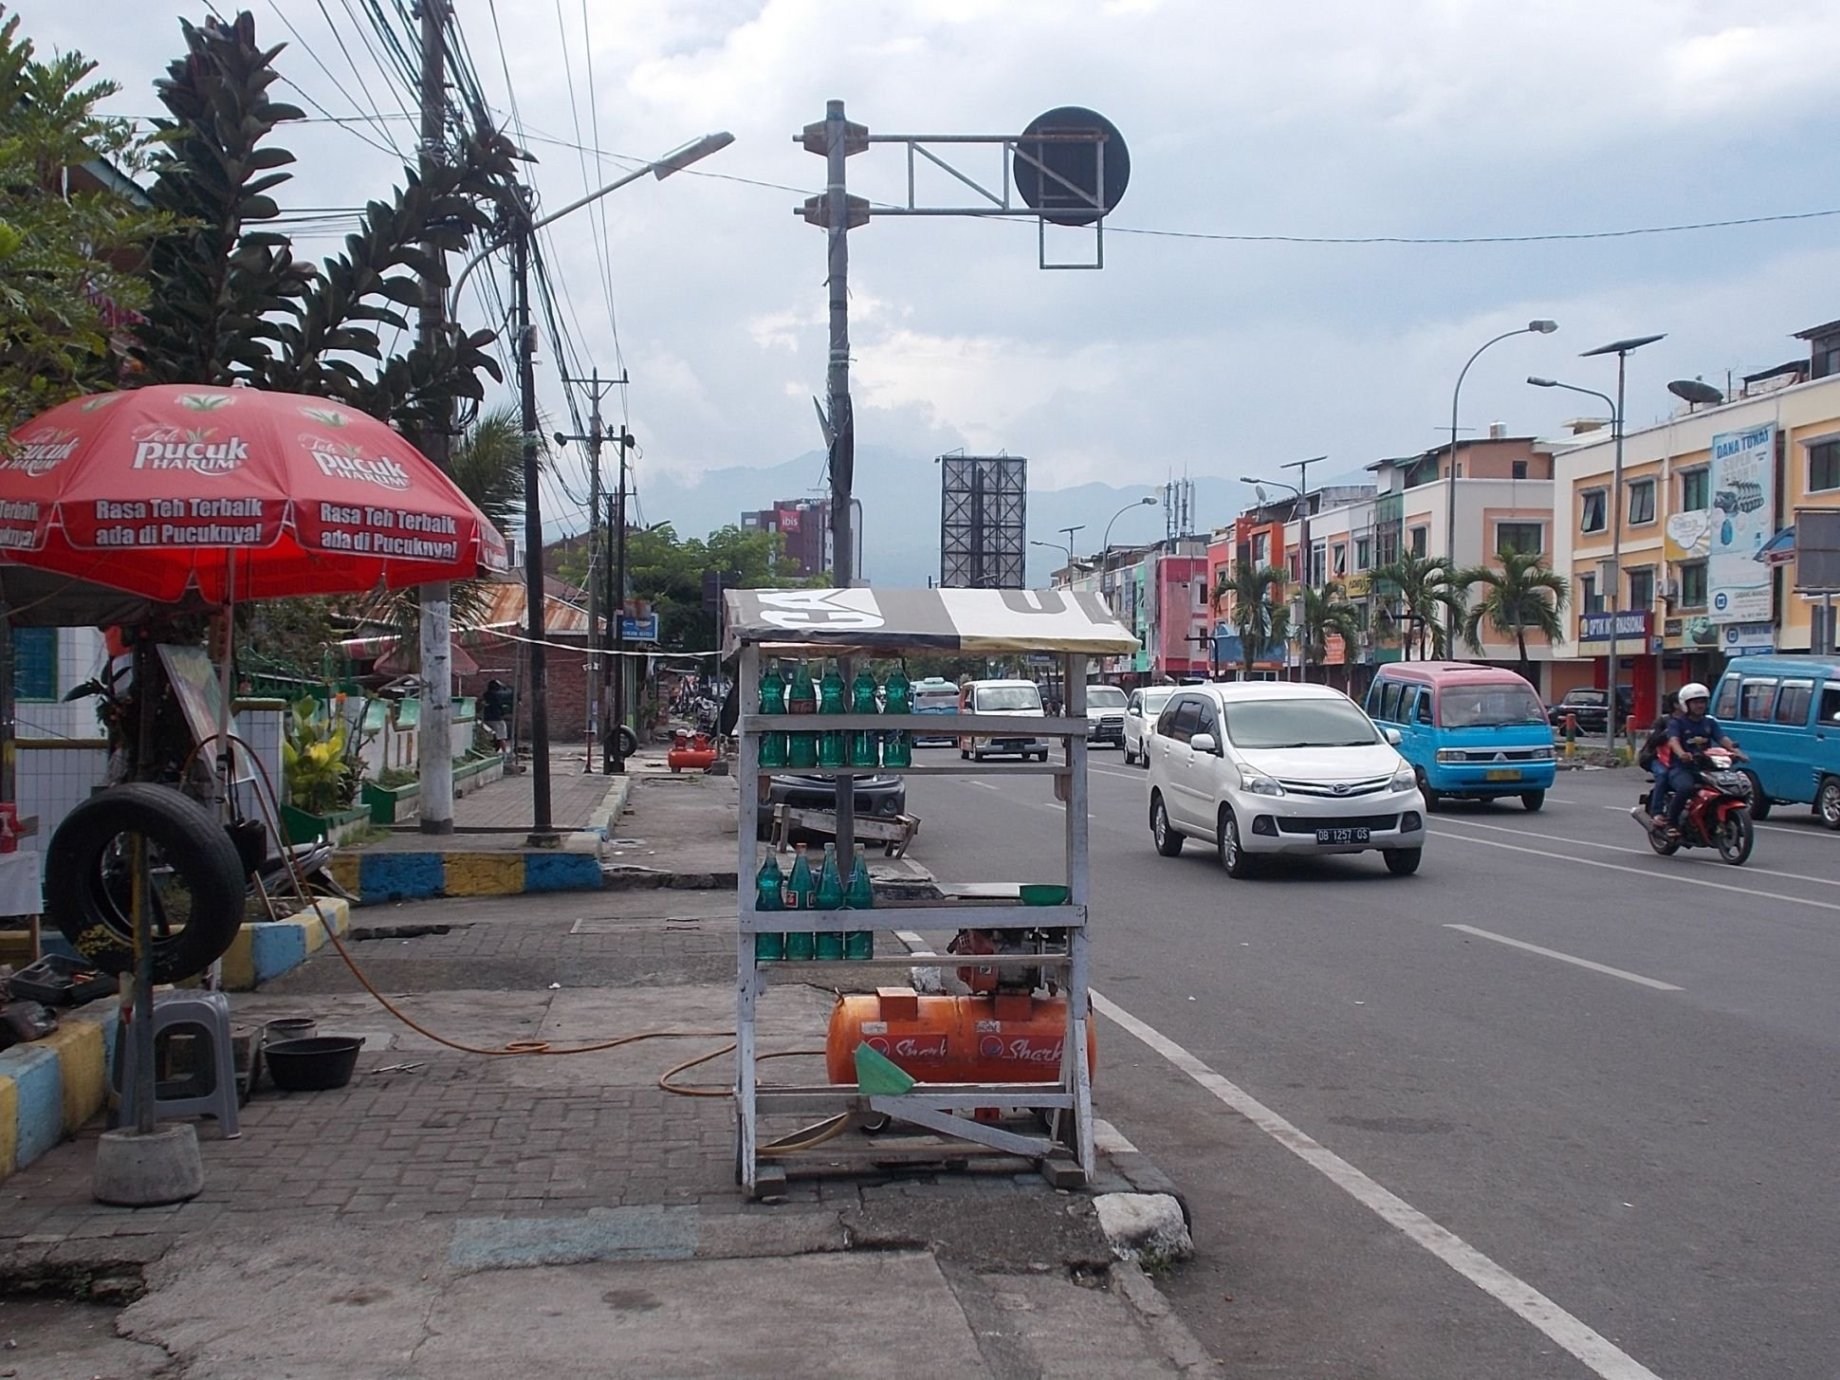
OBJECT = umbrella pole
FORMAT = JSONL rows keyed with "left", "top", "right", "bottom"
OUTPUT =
{"left": 217, "top": 561, "right": 236, "bottom": 822}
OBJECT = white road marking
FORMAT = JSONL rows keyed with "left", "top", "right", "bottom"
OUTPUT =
{"left": 1444, "top": 925, "right": 1682, "bottom": 991}
{"left": 1432, "top": 830, "right": 1840, "bottom": 914}
{"left": 1599, "top": 802, "right": 1840, "bottom": 843}
{"left": 1447, "top": 814, "right": 1840, "bottom": 889}
{"left": 1090, "top": 990, "right": 1665, "bottom": 1380}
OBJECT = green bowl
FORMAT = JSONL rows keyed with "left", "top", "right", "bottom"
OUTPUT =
{"left": 1019, "top": 883, "right": 1071, "bottom": 906}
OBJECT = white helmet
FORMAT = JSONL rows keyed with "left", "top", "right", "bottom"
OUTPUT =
{"left": 1678, "top": 682, "right": 1710, "bottom": 705}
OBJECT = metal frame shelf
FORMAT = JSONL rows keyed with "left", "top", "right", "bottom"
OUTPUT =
{"left": 730, "top": 591, "right": 1126, "bottom": 1198}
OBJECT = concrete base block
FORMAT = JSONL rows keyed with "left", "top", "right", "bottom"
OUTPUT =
{"left": 1093, "top": 1191, "right": 1193, "bottom": 1267}
{"left": 92, "top": 1125, "right": 204, "bottom": 1207}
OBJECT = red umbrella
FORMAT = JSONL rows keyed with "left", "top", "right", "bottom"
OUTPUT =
{"left": 0, "top": 383, "right": 507, "bottom": 602}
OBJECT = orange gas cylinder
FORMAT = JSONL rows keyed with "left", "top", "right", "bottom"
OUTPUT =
{"left": 825, "top": 988, "right": 1096, "bottom": 1085}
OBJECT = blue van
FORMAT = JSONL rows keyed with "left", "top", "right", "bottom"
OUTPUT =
{"left": 1365, "top": 662, "right": 1558, "bottom": 811}
{"left": 1708, "top": 656, "right": 1840, "bottom": 827}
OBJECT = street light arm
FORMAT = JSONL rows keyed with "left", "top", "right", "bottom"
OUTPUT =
{"left": 1527, "top": 376, "right": 1616, "bottom": 421}
{"left": 1099, "top": 495, "right": 1158, "bottom": 555}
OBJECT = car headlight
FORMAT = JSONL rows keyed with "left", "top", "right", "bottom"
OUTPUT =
{"left": 1241, "top": 772, "right": 1285, "bottom": 796}
{"left": 1435, "top": 749, "right": 1464, "bottom": 764}
{"left": 1529, "top": 746, "right": 1555, "bottom": 761}
{"left": 1390, "top": 766, "right": 1417, "bottom": 792}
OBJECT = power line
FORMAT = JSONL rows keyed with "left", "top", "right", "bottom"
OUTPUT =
{"left": 260, "top": 0, "right": 408, "bottom": 157}
{"left": 577, "top": 0, "right": 626, "bottom": 378}
{"left": 1107, "top": 207, "right": 1840, "bottom": 246}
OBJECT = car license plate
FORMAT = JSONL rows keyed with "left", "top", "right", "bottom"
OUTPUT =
{"left": 1485, "top": 768, "right": 1521, "bottom": 781}
{"left": 1315, "top": 826, "right": 1370, "bottom": 844}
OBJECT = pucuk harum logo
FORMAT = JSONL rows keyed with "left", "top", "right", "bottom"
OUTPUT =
{"left": 130, "top": 425, "right": 247, "bottom": 477}
{"left": 2, "top": 427, "right": 80, "bottom": 476}
{"left": 308, "top": 439, "right": 410, "bottom": 491}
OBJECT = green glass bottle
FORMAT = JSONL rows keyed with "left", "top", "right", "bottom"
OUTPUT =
{"left": 848, "top": 667, "right": 880, "bottom": 768}
{"left": 814, "top": 843, "right": 845, "bottom": 959}
{"left": 753, "top": 855, "right": 785, "bottom": 960}
{"left": 844, "top": 846, "right": 874, "bottom": 960}
{"left": 785, "top": 846, "right": 816, "bottom": 960}
{"left": 758, "top": 661, "right": 788, "bottom": 769}
{"left": 786, "top": 660, "right": 818, "bottom": 768}
{"left": 882, "top": 662, "right": 913, "bottom": 769}
{"left": 817, "top": 662, "right": 847, "bottom": 768}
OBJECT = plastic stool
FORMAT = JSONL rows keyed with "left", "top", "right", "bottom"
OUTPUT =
{"left": 115, "top": 990, "right": 240, "bottom": 1139}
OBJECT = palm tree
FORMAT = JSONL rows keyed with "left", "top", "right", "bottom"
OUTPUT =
{"left": 1220, "top": 562, "right": 1291, "bottom": 677}
{"left": 1459, "top": 549, "right": 1569, "bottom": 680}
{"left": 1371, "top": 553, "right": 1468, "bottom": 660}
{"left": 1299, "top": 581, "right": 1362, "bottom": 687}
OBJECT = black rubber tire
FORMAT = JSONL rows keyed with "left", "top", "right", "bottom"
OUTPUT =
{"left": 46, "top": 784, "right": 247, "bottom": 984}
{"left": 1821, "top": 777, "right": 1840, "bottom": 831}
{"left": 1520, "top": 790, "right": 1546, "bottom": 813}
{"left": 1646, "top": 827, "right": 1680, "bottom": 856}
{"left": 1217, "top": 808, "right": 1253, "bottom": 879}
{"left": 1740, "top": 772, "right": 1772, "bottom": 819}
{"left": 960, "top": 746, "right": 970, "bottom": 760}
{"left": 1415, "top": 769, "right": 1441, "bottom": 812}
{"left": 618, "top": 724, "right": 639, "bottom": 757}
{"left": 1150, "top": 793, "right": 1184, "bottom": 857}
{"left": 1122, "top": 745, "right": 1136, "bottom": 766}
{"left": 1383, "top": 848, "right": 1422, "bottom": 876}
{"left": 1714, "top": 808, "right": 1754, "bottom": 866}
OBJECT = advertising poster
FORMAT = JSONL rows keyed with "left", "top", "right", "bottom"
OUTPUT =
{"left": 1707, "top": 424, "right": 1775, "bottom": 624}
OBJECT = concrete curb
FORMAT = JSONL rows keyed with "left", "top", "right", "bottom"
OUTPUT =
{"left": 219, "top": 897, "right": 352, "bottom": 990}
{"left": 587, "top": 774, "right": 636, "bottom": 838}
{"left": 0, "top": 1003, "right": 118, "bottom": 1181}
{"left": 327, "top": 834, "right": 605, "bottom": 904}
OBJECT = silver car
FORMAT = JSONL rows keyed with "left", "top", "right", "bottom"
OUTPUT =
{"left": 1122, "top": 685, "right": 1175, "bottom": 767}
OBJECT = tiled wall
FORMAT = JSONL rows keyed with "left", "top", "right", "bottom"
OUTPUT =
{"left": 13, "top": 628, "right": 109, "bottom": 744}
{"left": 14, "top": 742, "right": 112, "bottom": 847}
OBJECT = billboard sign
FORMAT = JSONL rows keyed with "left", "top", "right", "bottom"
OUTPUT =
{"left": 1578, "top": 609, "right": 1650, "bottom": 642}
{"left": 1707, "top": 424, "right": 1775, "bottom": 624}
{"left": 1720, "top": 621, "right": 1774, "bottom": 657}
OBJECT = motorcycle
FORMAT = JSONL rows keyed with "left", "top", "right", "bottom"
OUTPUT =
{"left": 1633, "top": 747, "right": 1754, "bottom": 865}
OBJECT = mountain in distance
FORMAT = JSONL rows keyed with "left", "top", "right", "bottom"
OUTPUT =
{"left": 633, "top": 443, "right": 1253, "bottom": 588}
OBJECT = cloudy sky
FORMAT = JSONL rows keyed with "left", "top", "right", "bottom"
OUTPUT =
{"left": 20, "top": 0, "right": 1840, "bottom": 543}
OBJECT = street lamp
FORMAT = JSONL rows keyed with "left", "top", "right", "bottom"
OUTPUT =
{"left": 1031, "top": 537, "right": 1076, "bottom": 575}
{"left": 1531, "top": 329, "right": 1664, "bottom": 747}
{"left": 1099, "top": 496, "right": 1158, "bottom": 557}
{"left": 1242, "top": 464, "right": 1324, "bottom": 680}
{"left": 1446, "top": 320, "right": 1559, "bottom": 648}
{"left": 449, "top": 130, "right": 732, "bottom": 844}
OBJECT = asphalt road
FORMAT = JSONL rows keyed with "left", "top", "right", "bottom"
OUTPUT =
{"left": 902, "top": 749, "right": 1840, "bottom": 1380}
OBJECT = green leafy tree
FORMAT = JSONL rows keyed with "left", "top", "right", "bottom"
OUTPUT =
{"left": 1299, "top": 580, "right": 1362, "bottom": 686}
{"left": 0, "top": 9, "right": 170, "bottom": 425}
{"left": 1458, "top": 549, "right": 1569, "bottom": 679}
{"left": 1220, "top": 562, "right": 1290, "bottom": 676}
{"left": 1371, "top": 553, "right": 1467, "bottom": 660}
{"left": 129, "top": 11, "right": 517, "bottom": 439}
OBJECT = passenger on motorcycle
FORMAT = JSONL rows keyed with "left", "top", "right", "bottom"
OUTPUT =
{"left": 1662, "top": 683, "right": 1746, "bottom": 837}
{"left": 1636, "top": 692, "right": 1680, "bottom": 826}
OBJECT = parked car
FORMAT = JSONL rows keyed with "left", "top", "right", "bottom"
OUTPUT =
{"left": 1367, "top": 662, "right": 1556, "bottom": 810}
{"left": 1146, "top": 682, "right": 1426, "bottom": 877}
{"left": 1707, "top": 655, "right": 1840, "bottom": 824}
{"left": 1548, "top": 686, "right": 1632, "bottom": 735}
{"left": 758, "top": 773, "right": 907, "bottom": 839}
{"left": 1084, "top": 683, "right": 1128, "bottom": 747}
{"left": 1122, "top": 685, "right": 1175, "bottom": 766}
{"left": 957, "top": 679, "right": 1049, "bottom": 761}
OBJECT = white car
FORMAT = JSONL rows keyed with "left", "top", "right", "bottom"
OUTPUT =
{"left": 1084, "top": 683, "right": 1129, "bottom": 748}
{"left": 1146, "top": 682, "right": 1427, "bottom": 877}
{"left": 1122, "top": 686, "right": 1175, "bottom": 766}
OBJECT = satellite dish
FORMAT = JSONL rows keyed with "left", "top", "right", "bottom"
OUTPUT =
{"left": 1013, "top": 107, "right": 1130, "bottom": 227}
{"left": 1668, "top": 379, "right": 1724, "bottom": 407}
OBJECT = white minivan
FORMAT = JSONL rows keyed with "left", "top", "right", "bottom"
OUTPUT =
{"left": 957, "top": 679, "right": 1049, "bottom": 762}
{"left": 1146, "top": 682, "right": 1427, "bottom": 877}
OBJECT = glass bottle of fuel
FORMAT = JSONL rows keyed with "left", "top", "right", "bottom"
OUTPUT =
{"left": 814, "top": 843, "right": 845, "bottom": 959}
{"left": 882, "top": 664, "right": 912, "bottom": 768}
{"left": 848, "top": 666, "right": 880, "bottom": 768}
{"left": 752, "top": 855, "right": 786, "bottom": 960}
{"left": 817, "top": 662, "right": 847, "bottom": 768}
{"left": 786, "top": 661, "right": 818, "bottom": 768}
{"left": 757, "top": 661, "right": 788, "bottom": 769}
{"left": 784, "top": 846, "right": 816, "bottom": 959}
{"left": 844, "top": 846, "right": 874, "bottom": 959}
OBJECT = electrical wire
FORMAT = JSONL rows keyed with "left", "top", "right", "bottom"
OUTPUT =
{"left": 261, "top": 0, "right": 408, "bottom": 158}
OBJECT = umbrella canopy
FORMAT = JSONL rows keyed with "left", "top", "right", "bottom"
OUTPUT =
{"left": 0, "top": 384, "right": 507, "bottom": 604}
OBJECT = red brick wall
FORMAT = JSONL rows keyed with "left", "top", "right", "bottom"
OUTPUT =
{"left": 457, "top": 636, "right": 593, "bottom": 742}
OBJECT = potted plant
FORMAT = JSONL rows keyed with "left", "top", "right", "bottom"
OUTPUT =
{"left": 280, "top": 697, "right": 370, "bottom": 843}
{"left": 360, "top": 765, "right": 420, "bottom": 825}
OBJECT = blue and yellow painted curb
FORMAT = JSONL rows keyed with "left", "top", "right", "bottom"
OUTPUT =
{"left": 219, "top": 897, "right": 351, "bottom": 990}
{"left": 0, "top": 1003, "right": 118, "bottom": 1179}
{"left": 327, "top": 833, "right": 604, "bottom": 905}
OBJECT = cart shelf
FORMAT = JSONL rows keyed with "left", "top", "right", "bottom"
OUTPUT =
{"left": 740, "top": 903, "right": 1083, "bottom": 933}
{"left": 740, "top": 711, "right": 1089, "bottom": 736}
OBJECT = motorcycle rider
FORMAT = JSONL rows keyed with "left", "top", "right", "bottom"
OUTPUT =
{"left": 1661, "top": 683, "right": 1746, "bottom": 837}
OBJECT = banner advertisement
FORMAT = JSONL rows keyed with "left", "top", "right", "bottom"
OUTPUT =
{"left": 1707, "top": 424, "right": 1775, "bottom": 624}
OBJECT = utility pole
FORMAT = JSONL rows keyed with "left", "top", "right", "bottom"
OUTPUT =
{"left": 560, "top": 370, "right": 622, "bottom": 771}
{"left": 414, "top": 0, "right": 455, "bottom": 833}
{"left": 607, "top": 423, "right": 635, "bottom": 773}
{"left": 513, "top": 214, "right": 556, "bottom": 845}
{"left": 1282, "top": 456, "right": 1321, "bottom": 682}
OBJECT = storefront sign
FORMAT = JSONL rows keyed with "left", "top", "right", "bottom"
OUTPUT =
{"left": 1578, "top": 610, "right": 1650, "bottom": 642}
{"left": 1708, "top": 424, "right": 1776, "bottom": 624}
{"left": 1720, "top": 622, "right": 1775, "bottom": 657}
